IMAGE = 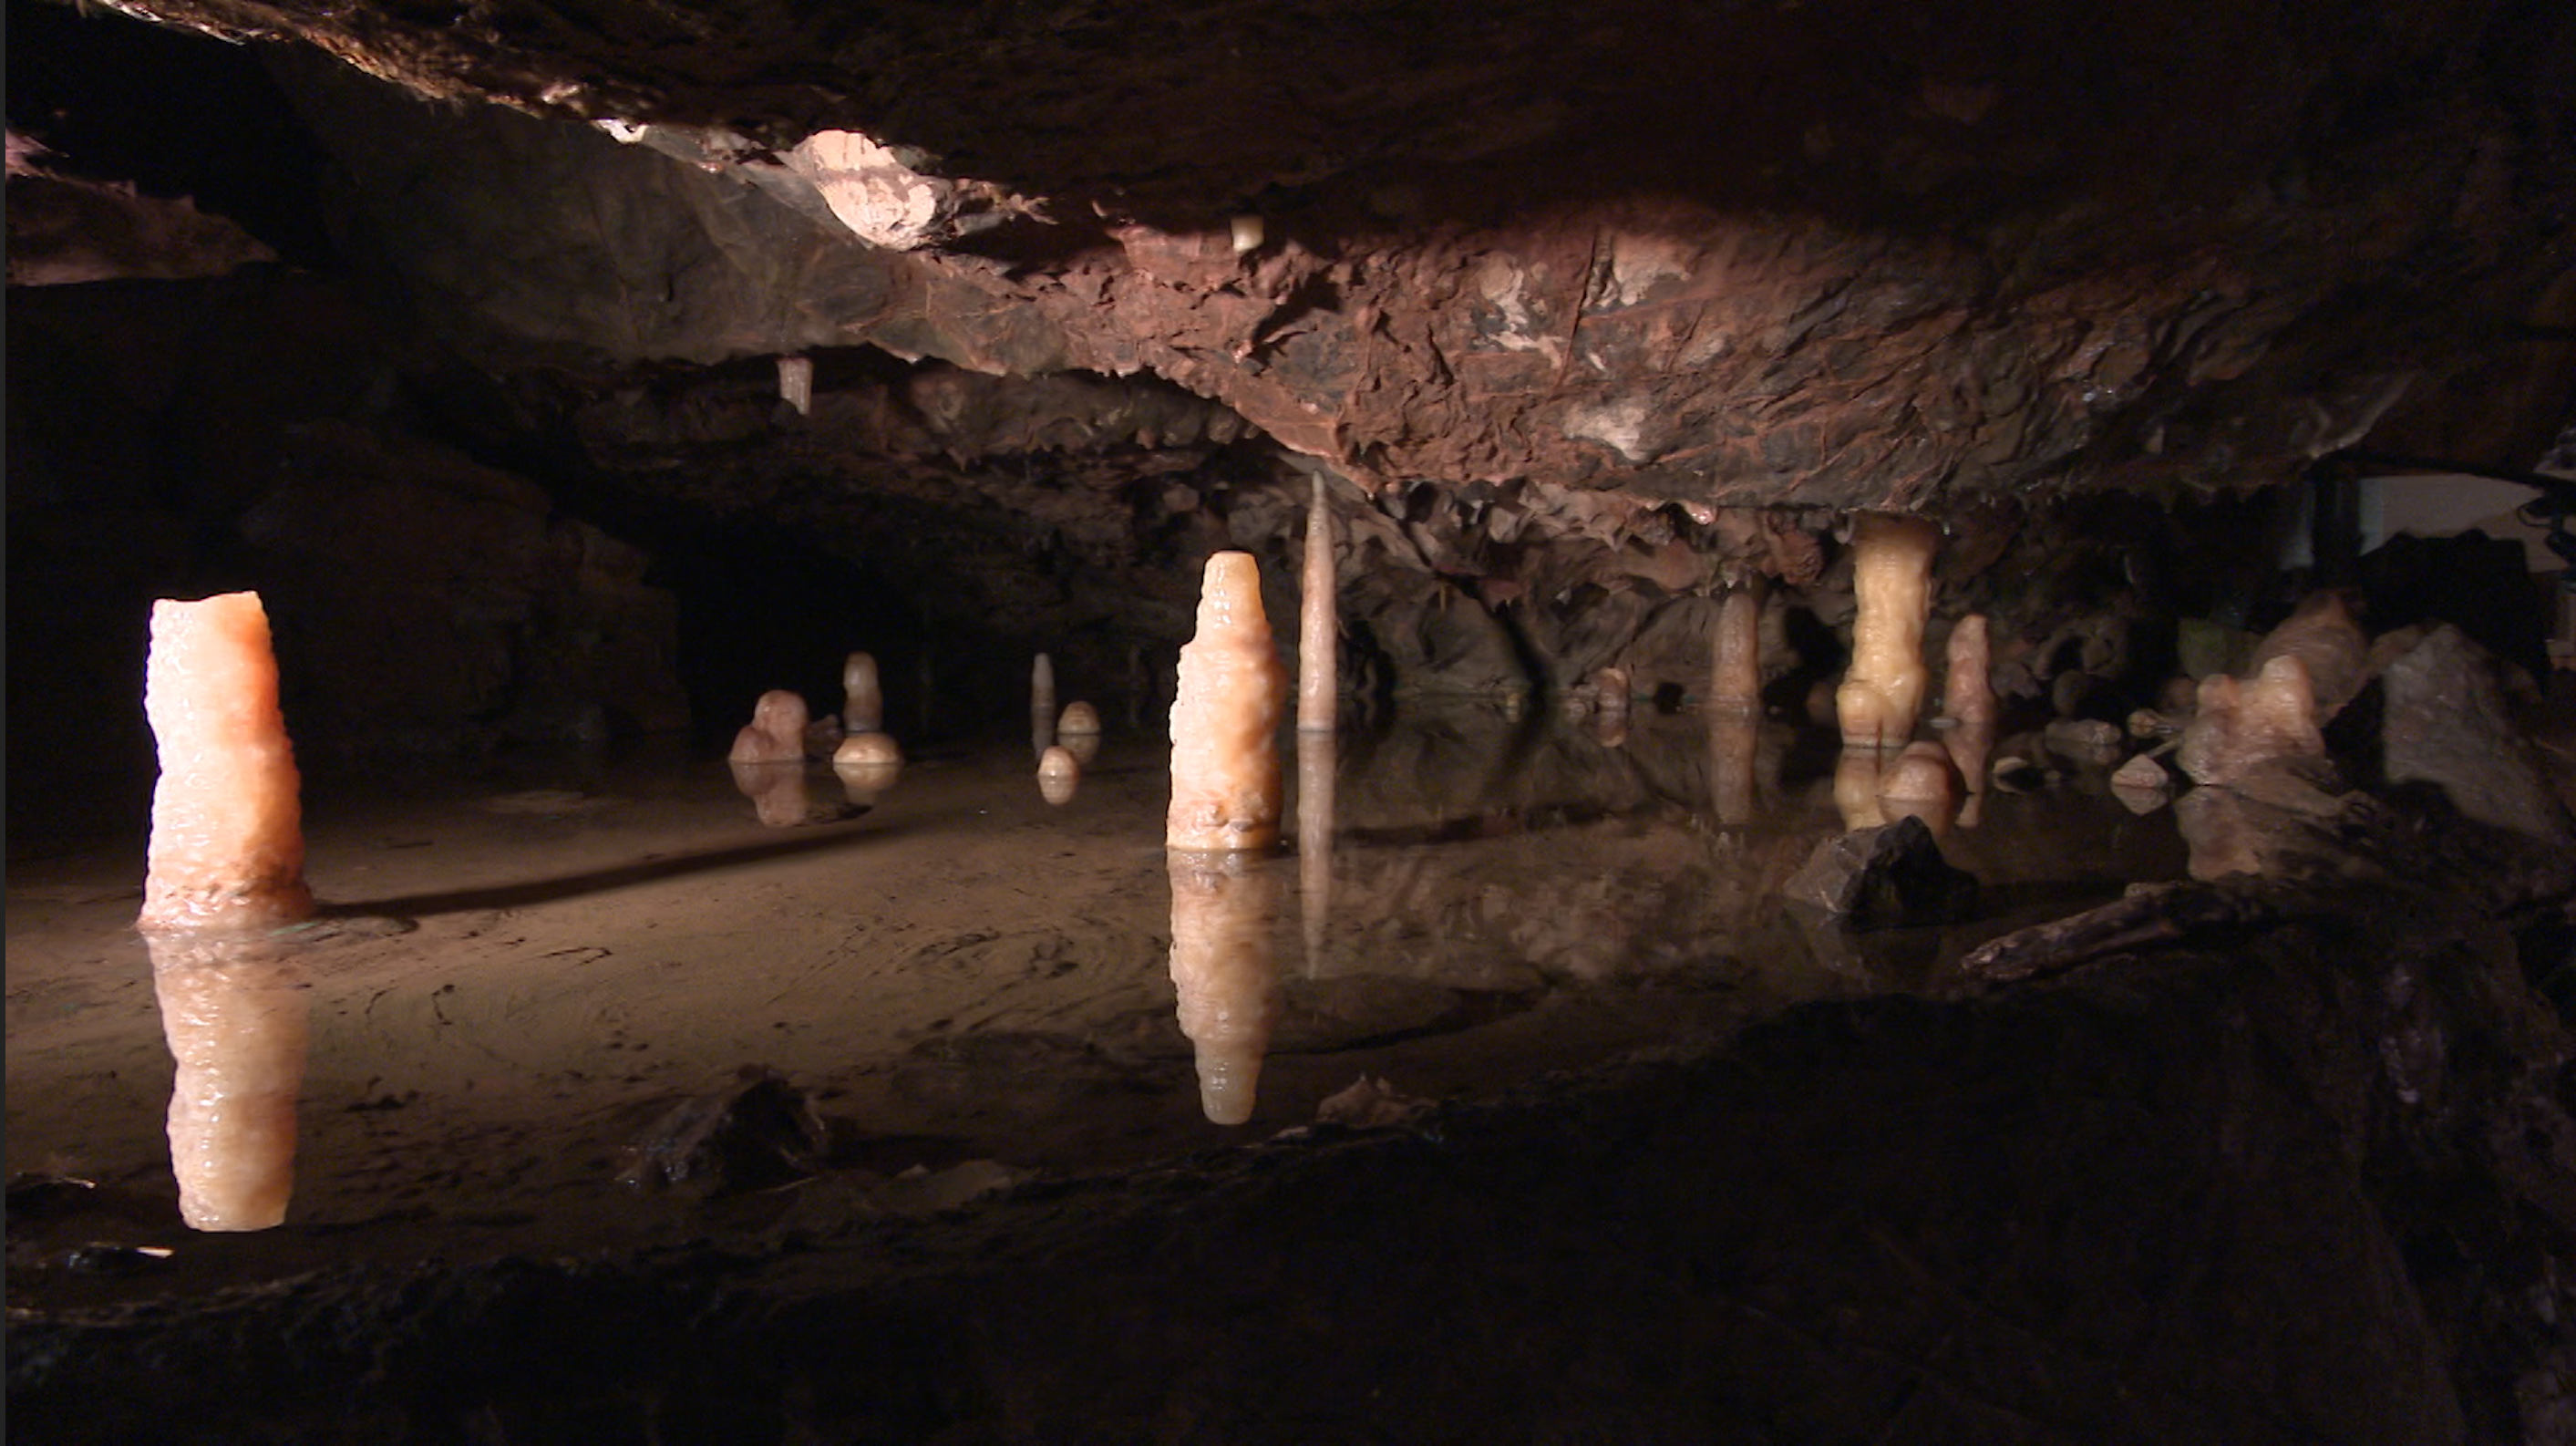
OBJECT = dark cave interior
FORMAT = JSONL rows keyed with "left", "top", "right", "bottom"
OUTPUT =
{"left": 9, "top": 0, "right": 2576, "bottom": 1440}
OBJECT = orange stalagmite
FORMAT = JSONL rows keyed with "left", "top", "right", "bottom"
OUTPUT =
{"left": 139, "top": 593, "right": 315, "bottom": 934}
{"left": 1168, "top": 551, "right": 1289, "bottom": 851}
{"left": 1298, "top": 469, "right": 1340, "bottom": 732}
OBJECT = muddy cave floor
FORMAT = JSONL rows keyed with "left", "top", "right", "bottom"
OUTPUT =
{"left": 9, "top": 702, "right": 2576, "bottom": 1442}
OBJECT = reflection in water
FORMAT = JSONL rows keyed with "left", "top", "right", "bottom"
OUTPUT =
{"left": 731, "top": 759, "right": 813, "bottom": 827}
{"left": 1706, "top": 715, "right": 1761, "bottom": 827}
{"left": 1297, "top": 729, "right": 1337, "bottom": 972}
{"left": 1834, "top": 749, "right": 1887, "bottom": 830}
{"left": 1877, "top": 741, "right": 1963, "bottom": 841}
{"left": 1166, "top": 849, "right": 1283, "bottom": 1125}
{"left": 837, "top": 758, "right": 904, "bottom": 806}
{"left": 1944, "top": 716, "right": 1995, "bottom": 828}
{"left": 148, "top": 932, "right": 310, "bottom": 1232}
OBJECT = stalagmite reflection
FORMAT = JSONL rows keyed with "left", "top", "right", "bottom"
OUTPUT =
{"left": 730, "top": 759, "right": 813, "bottom": 826}
{"left": 1834, "top": 749, "right": 1887, "bottom": 830}
{"left": 148, "top": 932, "right": 310, "bottom": 1232}
{"left": 1706, "top": 714, "right": 1761, "bottom": 827}
{"left": 1297, "top": 728, "right": 1337, "bottom": 972}
{"left": 1166, "top": 848, "right": 1283, "bottom": 1125}
{"left": 1876, "top": 740, "right": 1963, "bottom": 841}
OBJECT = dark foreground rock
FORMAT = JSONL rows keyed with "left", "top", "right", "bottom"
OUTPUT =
{"left": 14, "top": 866, "right": 2576, "bottom": 1444}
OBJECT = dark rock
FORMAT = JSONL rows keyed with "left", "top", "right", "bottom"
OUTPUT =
{"left": 1783, "top": 814, "right": 1978, "bottom": 930}
{"left": 617, "top": 1065, "right": 829, "bottom": 1193}
{"left": 2377, "top": 625, "right": 2575, "bottom": 848}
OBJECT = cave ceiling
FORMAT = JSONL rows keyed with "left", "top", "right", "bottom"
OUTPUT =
{"left": 58, "top": 0, "right": 2576, "bottom": 530}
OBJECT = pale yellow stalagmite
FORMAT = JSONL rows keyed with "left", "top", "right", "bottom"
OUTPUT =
{"left": 1166, "top": 848, "right": 1282, "bottom": 1125}
{"left": 1036, "top": 745, "right": 1081, "bottom": 805}
{"left": 139, "top": 593, "right": 315, "bottom": 934}
{"left": 841, "top": 651, "right": 882, "bottom": 732}
{"left": 1168, "top": 551, "right": 1289, "bottom": 851}
{"left": 1834, "top": 514, "right": 1942, "bottom": 750}
{"left": 1299, "top": 469, "right": 1340, "bottom": 732}
{"left": 1940, "top": 612, "right": 1997, "bottom": 815}
{"left": 729, "top": 690, "right": 809, "bottom": 764}
{"left": 1297, "top": 728, "right": 1337, "bottom": 973}
{"left": 1708, "top": 584, "right": 1765, "bottom": 718}
{"left": 149, "top": 932, "right": 308, "bottom": 1231}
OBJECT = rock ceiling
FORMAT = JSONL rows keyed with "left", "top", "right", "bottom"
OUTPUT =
{"left": 65, "top": 0, "right": 2576, "bottom": 519}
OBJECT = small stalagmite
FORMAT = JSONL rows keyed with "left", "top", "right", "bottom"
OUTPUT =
{"left": 139, "top": 592, "right": 315, "bottom": 934}
{"left": 841, "top": 652, "right": 882, "bottom": 733}
{"left": 1708, "top": 584, "right": 1765, "bottom": 718}
{"left": 149, "top": 932, "right": 308, "bottom": 1231}
{"left": 2177, "top": 655, "right": 2324, "bottom": 787}
{"left": 834, "top": 730, "right": 903, "bottom": 769}
{"left": 2250, "top": 591, "right": 2366, "bottom": 719}
{"left": 1299, "top": 469, "right": 1341, "bottom": 732}
{"left": 1057, "top": 701, "right": 1103, "bottom": 764}
{"left": 1877, "top": 740, "right": 1963, "bottom": 840}
{"left": 1834, "top": 513, "right": 1942, "bottom": 750}
{"left": 1032, "top": 653, "right": 1058, "bottom": 755}
{"left": 729, "top": 690, "right": 809, "bottom": 765}
{"left": 1168, "top": 552, "right": 1289, "bottom": 852}
{"left": 1167, "top": 847, "right": 1283, "bottom": 1126}
{"left": 1942, "top": 614, "right": 1997, "bottom": 726}
{"left": 1037, "top": 745, "right": 1081, "bottom": 804}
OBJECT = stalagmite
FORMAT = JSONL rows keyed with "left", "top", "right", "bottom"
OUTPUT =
{"left": 1166, "top": 847, "right": 1282, "bottom": 1125}
{"left": 1168, "top": 552, "right": 1288, "bottom": 852}
{"left": 139, "top": 593, "right": 315, "bottom": 934}
{"left": 841, "top": 651, "right": 882, "bottom": 733}
{"left": 834, "top": 731, "right": 903, "bottom": 769}
{"left": 1834, "top": 513, "right": 1941, "bottom": 750}
{"left": 1037, "top": 745, "right": 1081, "bottom": 804}
{"left": 149, "top": 932, "right": 307, "bottom": 1231}
{"left": 1297, "top": 728, "right": 1336, "bottom": 973}
{"left": 1877, "top": 741, "right": 1963, "bottom": 840}
{"left": 1709, "top": 584, "right": 1765, "bottom": 718}
{"left": 1942, "top": 614, "right": 1996, "bottom": 727}
{"left": 1057, "top": 701, "right": 1103, "bottom": 764}
{"left": 1299, "top": 470, "right": 1340, "bottom": 732}
{"left": 1032, "top": 653, "right": 1057, "bottom": 756}
{"left": 728, "top": 690, "right": 809, "bottom": 764}
{"left": 777, "top": 355, "right": 813, "bottom": 416}
{"left": 2176, "top": 655, "right": 2324, "bottom": 786}
{"left": 2249, "top": 591, "right": 2366, "bottom": 719}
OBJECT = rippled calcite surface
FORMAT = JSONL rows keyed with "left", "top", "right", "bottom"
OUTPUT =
{"left": 1299, "top": 470, "right": 1340, "bottom": 732}
{"left": 2250, "top": 591, "right": 2366, "bottom": 719}
{"left": 1835, "top": 514, "right": 1941, "bottom": 750}
{"left": 1168, "top": 552, "right": 1289, "bottom": 851}
{"left": 841, "top": 652, "right": 882, "bottom": 733}
{"left": 1166, "top": 847, "right": 1282, "bottom": 1125}
{"left": 729, "top": 689, "right": 809, "bottom": 764}
{"left": 1942, "top": 614, "right": 1996, "bottom": 726}
{"left": 139, "top": 593, "right": 315, "bottom": 934}
{"left": 149, "top": 932, "right": 309, "bottom": 1231}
